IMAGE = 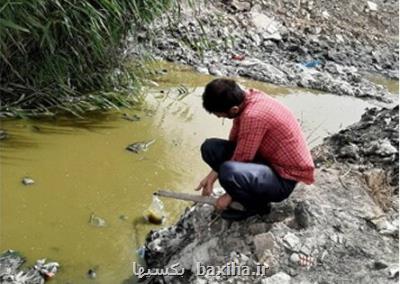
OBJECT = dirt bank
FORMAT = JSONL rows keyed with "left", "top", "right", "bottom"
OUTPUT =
{"left": 143, "top": 105, "right": 398, "bottom": 283}
{"left": 130, "top": 0, "right": 398, "bottom": 103}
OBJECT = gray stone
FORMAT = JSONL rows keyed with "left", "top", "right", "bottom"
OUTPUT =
{"left": 338, "top": 143, "right": 359, "bottom": 159}
{"left": 373, "top": 260, "right": 388, "bottom": 270}
{"left": 282, "top": 232, "right": 300, "bottom": 251}
{"left": 294, "top": 201, "right": 310, "bottom": 228}
{"left": 208, "top": 66, "right": 223, "bottom": 77}
{"left": 253, "top": 233, "right": 276, "bottom": 260}
{"left": 289, "top": 253, "right": 300, "bottom": 264}
{"left": 261, "top": 271, "right": 291, "bottom": 284}
{"left": 195, "top": 66, "right": 209, "bottom": 74}
{"left": 249, "top": 223, "right": 270, "bottom": 235}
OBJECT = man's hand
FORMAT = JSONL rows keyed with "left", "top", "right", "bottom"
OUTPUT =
{"left": 215, "top": 193, "right": 232, "bottom": 210}
{"left": 195, "top": 170, "right": 218, "bottom": 196}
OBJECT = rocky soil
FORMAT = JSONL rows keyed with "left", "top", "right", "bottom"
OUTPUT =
{"left": 143, "top": 105, "right": 399, "bottom": 283}
{"left": 129, "top": 0, "right": 398, "bottom": 103}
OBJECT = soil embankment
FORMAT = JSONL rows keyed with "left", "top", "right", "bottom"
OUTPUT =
{"left": 131, "top": 0, "right": 399, "bottom": 102}
{"left": 144, "top": 106, "right": 399, "bottom": 283}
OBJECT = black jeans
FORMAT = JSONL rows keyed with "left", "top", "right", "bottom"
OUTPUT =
{"left": 201, "top": 138, "right": 297, "bottom": 211}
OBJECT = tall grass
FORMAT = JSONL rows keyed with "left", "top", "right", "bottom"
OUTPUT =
{"left": 0, "top": 0, "right": 176, "bottom": 118}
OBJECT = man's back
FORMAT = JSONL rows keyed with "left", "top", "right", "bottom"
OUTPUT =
{"left": 229, "top": 89, "right": 315, "bottom": 184}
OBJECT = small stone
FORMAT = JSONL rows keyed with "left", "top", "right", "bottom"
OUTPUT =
{"left": 249, "top": 223, "right": 270, "bottom": 235}
{"left": 22, "top": 177, "right": 35, "bottom": 186}
{"left": 261, "top": 271, "right": 291, "bottom": 284}
{"left": 373, "top": 260, "right": 388, "bottom": 270}
{"left": 208, "top": 66, "right": 223, "bottom": 77}
{"left": 388, "top": 267, "right": 399, "bottom": 279}
{"left": 322, "top": 10, "right": 330, "bottom": 18}
{"left": 294, "top": 201, "right": 310, "bottom": 229}
{"left": 300, "top": 244, "right": 312, "bottom": 256}
{"left": 194, "top": 278, "right": 207, "bottom": 284}
{"left": 230, "top": 0, "right": 251, "bottom": 11}
{"left": 282, "top": 232, "right": 300, "bottom": 251}
{"left": 339, "top": 143, "right": 359, "bottom": 159}
{"left": 195, "top": 66, "right": 209, "bottom": 74}
{"left": 376, "top": 140, "right": 397, "bottom": 155}
{"left": 367, "top": 1, "right": 378, "bottom": 11}
{"left": 289, "top": 253, "right": 300, "bottom": 264}
{"left": 87, "top": 268, "right": 96, "bottom": 279}
{"left": 253, "top": 232, "right": 276, "bottom": 260}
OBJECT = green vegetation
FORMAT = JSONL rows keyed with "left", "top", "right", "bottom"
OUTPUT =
{"left": 0, "top": 0, "right": 176, "bottom": 118}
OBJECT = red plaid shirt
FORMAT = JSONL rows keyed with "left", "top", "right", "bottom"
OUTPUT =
{"left": 229, "top": 89, "right": 315, "bottom": 184}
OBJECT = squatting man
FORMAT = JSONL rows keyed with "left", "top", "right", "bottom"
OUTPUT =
{"left": 195, "top": 79, "right": 315, "bottom": 221}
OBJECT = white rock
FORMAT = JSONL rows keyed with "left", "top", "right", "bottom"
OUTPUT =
{"left": 322, "top": 10, "right": 330, "bottom": 18}
{"left": 208, "top": 66, "right": 223, "bottom": 77}
{"left": 251, "top": 12, "right": 280, "bottom": 34}
{"left": 195, "top": 66, "right": 209, "bottom": 74}
{"left": 376, "top": 139, "right": 397, "bottom": 155}
{"left": 367, "top": 1, "right": 378, "bottom": 11}
{"left": 289, "top": 253, "right": 300, "bottom": 264}
{"left": 282, "top": 232, "right": 300, "bottom": 251}
{"left": 262, "top": 272, "right": 291, "bottom": 284}
{"left": 22, "top": 177, "right": 35, "bottom": 185}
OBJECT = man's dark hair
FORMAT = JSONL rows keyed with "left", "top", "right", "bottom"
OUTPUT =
{"left": 202, "top": 79, "right": 245, "bottom": 113}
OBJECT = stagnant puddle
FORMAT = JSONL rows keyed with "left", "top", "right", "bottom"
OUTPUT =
{"left": 0, "top": 62, "right": 386, "bottom": 283}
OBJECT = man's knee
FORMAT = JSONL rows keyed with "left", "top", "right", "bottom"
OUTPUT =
{"left": 219, "top": 161, "right": 241, "bottom": 186}
{"left": 200, "top": 138, "right": 224, "bottom": 162}
{"left": 200, "top": 138, "right": 215, "bottom": 156}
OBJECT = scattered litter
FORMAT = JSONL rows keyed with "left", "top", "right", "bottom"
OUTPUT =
{"left": 89, "top": 213, "right": 107, "bottom": 227}
{"left": 126, "top": 139, "right": 156, "bottom": 153}
{"left": 143, "top": 195, "right": 165, "bottom": 225}
{"left": 303, "top": 60, "right": 321, "bottom": 68}
{"left": 87, "top": 268, "right": 97, "bottom": 279}
{"left": 137, "top": 246, "right": 146, "bottom": 258}
{"left": 34, "top": 258, "right": 59, "bottom": 279}
{"left": 22, "top": 177, "right": 35, "bottom": 186}
{"left": 122, "top": 113, "right": 141, "bottom": 122}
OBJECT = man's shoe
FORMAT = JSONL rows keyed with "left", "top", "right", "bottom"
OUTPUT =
{"left": 221, "top": 209, "right": 258, "bottom": 221}
{"left": 258, "top": 203, "right": 272, "bottom": 215}
{"left": 221, "top": 203, "right": 272, "bottom": 221}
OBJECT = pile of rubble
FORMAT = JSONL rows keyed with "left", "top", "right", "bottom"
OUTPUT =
{"left": 0, "top": 250, "right": 59, "bottom": 284}
{"left": 128, "top": 0, "right": 398, "bottom": 102}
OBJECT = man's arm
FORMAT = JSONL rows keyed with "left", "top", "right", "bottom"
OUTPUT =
{"left": 195, "top": 170, "right": 218, "bottom": 196}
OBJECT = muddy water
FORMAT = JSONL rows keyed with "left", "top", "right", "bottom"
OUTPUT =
{"left": 0, "top": 62, "right": 378, "bottom": 283}
{"left": 366, "top": 73, "right": 399, "bottom": 95}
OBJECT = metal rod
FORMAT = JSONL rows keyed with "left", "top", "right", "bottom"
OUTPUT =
{"left": 154, "top": 190, "right": 244, "bottom": 211}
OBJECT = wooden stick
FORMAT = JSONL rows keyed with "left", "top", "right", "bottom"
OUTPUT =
{"left": 154, "top": 190, "right": 245, "bottom": 211}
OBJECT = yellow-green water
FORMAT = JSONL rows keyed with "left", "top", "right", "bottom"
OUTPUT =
{"left": 366, "top": 73, "right": 399, "bottom": 95}
{"left": 0, "top": 62, "right": 381, "bottom": 283}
